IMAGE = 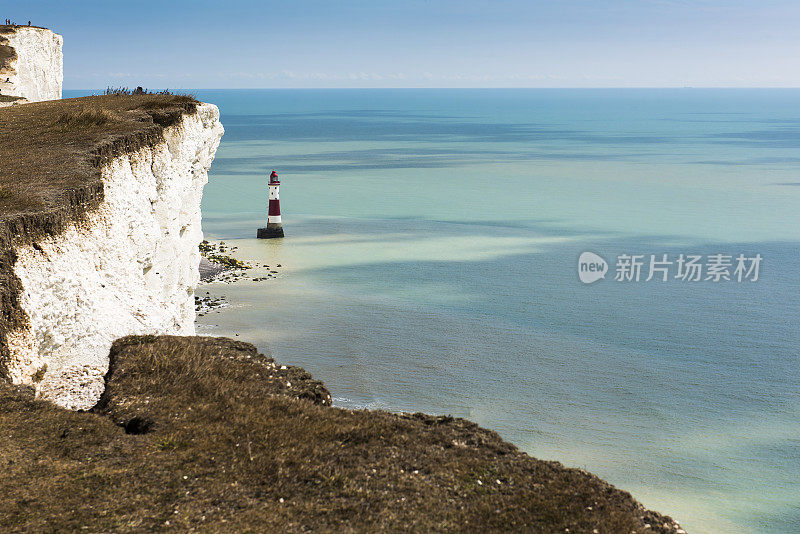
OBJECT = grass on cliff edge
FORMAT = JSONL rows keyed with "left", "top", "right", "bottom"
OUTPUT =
{"left": 0, "top": 93, "right": 196, "bottom": 219}
{"left": 0, "top": 336, "right": 681, "bottom": 533}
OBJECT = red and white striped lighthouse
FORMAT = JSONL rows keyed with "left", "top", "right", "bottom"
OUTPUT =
{"left": 257, "top": 170, "right": 285, "bottom": 238}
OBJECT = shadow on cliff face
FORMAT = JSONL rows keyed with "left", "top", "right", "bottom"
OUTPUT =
{"left": 0, "top": 336, "right": 681, "bottom": 533}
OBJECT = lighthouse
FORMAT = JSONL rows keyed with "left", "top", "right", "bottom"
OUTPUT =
{"left": 257, "top": 170, "right": 284, "bottom": 239}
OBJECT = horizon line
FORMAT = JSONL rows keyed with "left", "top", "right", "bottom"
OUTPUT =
{"left": 63, "top": 86, "right": 800, "bottom": 91}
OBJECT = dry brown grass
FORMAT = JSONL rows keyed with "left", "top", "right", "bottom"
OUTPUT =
{"left": 52, "top": 108, "right": 118, "bottom": 130}
{"left": 0, "top": 336, "right": 682, "bottom": 533}
{"left": 0, "top": 94, "right": 197, "bottom": 220}
{"left": 0, "top": 25, "right": 48, "bottom": 33}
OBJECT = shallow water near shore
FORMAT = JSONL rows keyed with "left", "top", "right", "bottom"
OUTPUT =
{"left": 68, "top": 89, "right": 799, "bottom": 533}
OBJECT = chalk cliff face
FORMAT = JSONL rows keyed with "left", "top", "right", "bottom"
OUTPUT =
{"left": 0, "top": 26, "right": 63, "bottom": 102}
{"left": 5, "top": 103, "right": 223, "bottom": 410}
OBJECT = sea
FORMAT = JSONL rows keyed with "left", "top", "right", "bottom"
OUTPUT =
{"left": 67, "top": 88, "right": 800, "bottom": 533}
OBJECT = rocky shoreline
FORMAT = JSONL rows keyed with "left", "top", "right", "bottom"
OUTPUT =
{"left": 196, "top": 240, "right": 285, "bottom": 318}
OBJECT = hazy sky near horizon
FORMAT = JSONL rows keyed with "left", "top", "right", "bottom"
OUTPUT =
{"left": 7, "top": 0, "right": 800, "bottom": 89}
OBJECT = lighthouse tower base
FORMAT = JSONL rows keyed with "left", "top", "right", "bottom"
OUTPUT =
{"left": 257, "top": 224, "right": 284, "bottom": 239}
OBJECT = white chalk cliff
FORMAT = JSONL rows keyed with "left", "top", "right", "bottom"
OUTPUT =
{"left": 0, "top": 26, "right": 63, "bottom": 102}
{"left": 5, "top": 104, "right": 224, "bottom": 410}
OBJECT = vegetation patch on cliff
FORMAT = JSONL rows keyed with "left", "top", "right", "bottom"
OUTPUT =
{"left": 0, "top": 93, "right": 200, "bottom": 380}
{"left": 0, "top": 42, "right": 13, "bottom": 71}
{"left": 0, "top": 26, "right": 17, "bottom": 73}
{"left": 0, "top": 335, "right": 682, "bottom": 533}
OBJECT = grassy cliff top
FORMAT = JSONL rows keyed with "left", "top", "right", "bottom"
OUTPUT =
{"left": 0, "top": 336, "right": 683, "bottom": 533}
{"left": 0, "top": 25, "right": 51, "bottom": 33}
{"left": 0, "top": 94, "right": 197, "bottom": 221}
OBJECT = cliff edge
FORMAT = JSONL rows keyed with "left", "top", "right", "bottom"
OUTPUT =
{"left": 0, "top": 95, "right": 223, "bottom": 409}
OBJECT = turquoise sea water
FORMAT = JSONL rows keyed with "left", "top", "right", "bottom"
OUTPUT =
{"left": 70, "top": 89, "right": 800, "bottom": 532}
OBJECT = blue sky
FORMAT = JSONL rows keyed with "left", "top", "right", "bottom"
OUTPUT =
{"left": 6, "top": 0, "right": 800, "bottom": 89}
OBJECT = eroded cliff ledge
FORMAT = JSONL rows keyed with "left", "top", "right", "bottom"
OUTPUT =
{"left": 0, "top": 335, "right": 684, "bottom": 533}
{"left": 0, "top": 94, "right": 223, "bottom": 409}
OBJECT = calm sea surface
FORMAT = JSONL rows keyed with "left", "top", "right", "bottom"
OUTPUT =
{"left": 70, "top": 89, "right": 800, "bottom": 533}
